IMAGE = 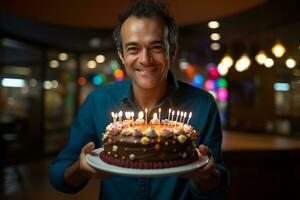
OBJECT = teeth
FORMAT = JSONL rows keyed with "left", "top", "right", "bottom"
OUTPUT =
{"left": 137, "top": 68, "right": 156, "bottom": 72}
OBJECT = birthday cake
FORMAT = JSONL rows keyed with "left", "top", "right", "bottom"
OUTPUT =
{"left": 100, "top": 110, "right": 199, "bottom": 169}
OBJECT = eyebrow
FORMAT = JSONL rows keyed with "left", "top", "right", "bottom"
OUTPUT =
{"left": 124, "top": 40, "right": 165, "bottom": 49}
{"left": 124, "top": 42, "right": 139, "bottom": 49}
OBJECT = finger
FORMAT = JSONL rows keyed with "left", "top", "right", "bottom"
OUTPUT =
{"left": 81, "top": 142, "right": 95, "bottom": 154}
{"left": 198, "top": 145, "right": 211, "bottom": 157}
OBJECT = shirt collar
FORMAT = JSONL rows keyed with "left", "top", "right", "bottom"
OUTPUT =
{"left": 121, "top": 70, "right": 179, "bottom": 109}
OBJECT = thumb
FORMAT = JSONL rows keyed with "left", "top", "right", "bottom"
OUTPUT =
{"left": 198, "top": 144, "right": 212, "bottom": 157}
{"left": 81, "top": 142, "right": 95, "bottom": 154}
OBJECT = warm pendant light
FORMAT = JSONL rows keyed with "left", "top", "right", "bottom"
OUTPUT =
{"left": 255, "top": 50, "right": 267, "bottom": 65}
{"left": 264, "top": 58, "right": 274, "bottom": 68}
{"left": 286, "top": 58, "right": 296, "bottom": 69}
{"left": 235, "top": 54, "right": 251, "bottom": 72}
{"left": 271, "top": 41, "right": 286, "bottom": 58}
{"left": 217, "top": 63, "right": 229, "bottom": 76}
{"left": 220, "top": 54, "right": 234, "bottom": 68}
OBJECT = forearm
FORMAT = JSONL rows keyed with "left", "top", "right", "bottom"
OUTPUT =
{"left": 64, "top": 161, "right": 90, "bottom": 189}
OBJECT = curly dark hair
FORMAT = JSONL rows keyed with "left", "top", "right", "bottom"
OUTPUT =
{"left": 113, "top": 0, "right": 178, "bottom": 52}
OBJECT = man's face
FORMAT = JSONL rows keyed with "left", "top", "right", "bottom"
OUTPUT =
{"left": 118, "top": 16, "right": 175, "bottom": 90}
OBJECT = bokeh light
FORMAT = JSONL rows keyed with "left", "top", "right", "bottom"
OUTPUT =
{"left": 217, "top": 88, "right": 228, "bottom": 101}
{"left": 78, "top": 77, "right": 86, "bottom": 86}
{"left": 92, "top": 74, "right": 106, "bottom": 86}
{"left": 217, "top": 78, "right": 227, "bottom": 88}
{"left": 192, "top": 74, "right": 204, "bottom": 88}
{"left": 204, "top": 79, "right": 215, "bottom": 91}
{"left": 186, "top": 64, "right": 196, "bottom": 79}
{"left": 208, "top": 66, "right": 219, "bottom": 79}
{"left": 114, "top": 69, "right": 124, "bottom": 81}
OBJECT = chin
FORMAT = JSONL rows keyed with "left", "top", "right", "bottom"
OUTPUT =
{"left": 137, "top": 80, "right": 161, "bottom": 90}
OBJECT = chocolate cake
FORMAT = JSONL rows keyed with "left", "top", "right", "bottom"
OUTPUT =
{"left": 100, "top": 111, "right": 199, "bottom": 169}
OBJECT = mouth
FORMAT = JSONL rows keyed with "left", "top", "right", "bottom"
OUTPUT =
{"left": 136, "top": 68, "right": 158, "bottom": 73}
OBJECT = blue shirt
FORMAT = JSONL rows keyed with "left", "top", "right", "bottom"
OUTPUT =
{"left": 49, "top": 72, "right": 229, "bottom": 199}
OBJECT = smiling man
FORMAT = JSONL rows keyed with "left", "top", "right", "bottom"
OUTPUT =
{"left": 118, "top": 15, "right": 171, "bottom": 110}
{"left": 50, "top": 0, "right": 229, "bottom": 199}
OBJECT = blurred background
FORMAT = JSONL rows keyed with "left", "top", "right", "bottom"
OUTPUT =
{"left": 1, "top": 0, "right": 300, "bottom": 199}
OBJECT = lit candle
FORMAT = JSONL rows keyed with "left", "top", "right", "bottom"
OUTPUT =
{"left": 186, "top": 112, "right": 192, "bottom": 125}
{"left": 138, "top": 111, "right": 144, "bottom": 120}
{"left": 168, "top": 108, "right": 171, "bottom": 121}
{"left": 171, "top": 110, "right": 175, "bottom": 121}
{"left": 153, "top": 113, "right": 158, "bottom": 120}
{"left": 111, "top": 112, "right": 116, "bottom": 123}
{"left": 183, "top": 112, "right": 187, "bottom": 124}
{"left": 158, "top": 108, "right": 161, "bottom": 123}
{"left": 125, "top": 111, "right": 131, "bottom": 120}
{"left": 180, "top": 111, "right": 184, "bottom": 123}
{"left": 118, "top": 111, "right": 123, "bottom": 122}
{"left": 131, "top": 112, "right": 134, "bottom": 120}
{"left": 175, "top": 110, "right": 180, "bottom": 122}
{"left": 145, "top": 108, "right": 148, "bottom": 124}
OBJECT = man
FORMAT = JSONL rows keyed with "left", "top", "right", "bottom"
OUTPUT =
{"left": 50, "top": 0, "right": 229, "bottom": 199}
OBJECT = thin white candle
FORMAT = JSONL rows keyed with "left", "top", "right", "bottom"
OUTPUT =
{"left": 118, "top": 111, "right": 123, "bottom": 122}
{"left": 183, "top": 112, "right": 187, "bottom": 124}
{"left": 111, "top": 112, "right": 116, "bottom": 123}
{"left": 131, "top": 112, "right": 134, "bottom": 120}
{"left": 168, "top": 108, "right": 171, "bottom": 121}
{"left": 158, "top": 108, "right": 161, "bottom": 123}
{"left": 145, "top": 108, "right": 148, "bottom": 124}
{"left": 175, "top": 110, "right": 180, "bottom": 122}
{"left": 186, "top": 112, "right": 192, "bottom": 125}
{"left": 171, "top": 110, "right": 175, "bottom": 121}
{"left": 180, "top": 111, "right": 184, "bottom": 123}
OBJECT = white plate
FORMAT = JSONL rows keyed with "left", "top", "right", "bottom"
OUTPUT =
{"left": 86, "top": 147, "right": 209, "bottom": 177}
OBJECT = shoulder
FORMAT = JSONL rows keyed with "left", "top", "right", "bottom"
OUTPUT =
{"left": 177, "top": 81, "right": 215, "bottom": 105}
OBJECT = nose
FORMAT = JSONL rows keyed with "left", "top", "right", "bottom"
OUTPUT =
{"left": 139, "top": 49, "right": 153, "bottom": 66}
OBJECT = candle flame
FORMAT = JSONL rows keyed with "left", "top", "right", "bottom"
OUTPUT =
{"left": 118, "top": 111, "right": 123, "bottom": 117}
{"left": 138, "top": 111, "right": 144, "bottom": 120}
{"left": 184, "top": 112, "right": 187, "bottom": 117}
{"left": 145, "top": 108, "right": 148, "bottom": 124}
{"left": 153, "top": 113, "right": 158, "bottom": 120}
{"left": 125, "top": 111, "right": 131, "bottom": 119}
{"left": 111, "top": 112, "right": 115, "bottom": 118}
{"left": 186, "top": 112, "right": 192, "bottom": 125}
{"left": 175, "top": 110, "right": 180, "bottom": 122}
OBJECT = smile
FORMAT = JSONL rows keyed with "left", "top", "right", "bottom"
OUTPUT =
{"left": 136, "top": 68, "right": 158, "bottom": 72}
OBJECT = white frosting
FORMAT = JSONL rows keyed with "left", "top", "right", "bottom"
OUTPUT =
{"left": 145, "top": 127, "right": 157, "bottom": 138}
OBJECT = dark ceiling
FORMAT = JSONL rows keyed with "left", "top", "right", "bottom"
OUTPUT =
{"left": 0, "top": 0, "right": 265, "bottom": 28}
{"left": 0, "top": 0, "right": 299, "bottom": 66}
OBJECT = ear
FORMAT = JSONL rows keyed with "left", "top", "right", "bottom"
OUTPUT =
{"left": 118, "top": 50, "right": 125, "bottom": 65}
{"left": 170, "top": 44, "right": 177, "bottom": 62}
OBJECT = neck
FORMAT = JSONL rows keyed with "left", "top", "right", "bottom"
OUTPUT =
{"left": 132, "top": 80, "right": 167, "bottom": 112}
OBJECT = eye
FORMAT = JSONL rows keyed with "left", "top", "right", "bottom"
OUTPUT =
{"left": 152, "top": 45, "right": 164, "bottom": 53}
{"left": 126, "top": 47, "right": 139, "bottom": 54}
